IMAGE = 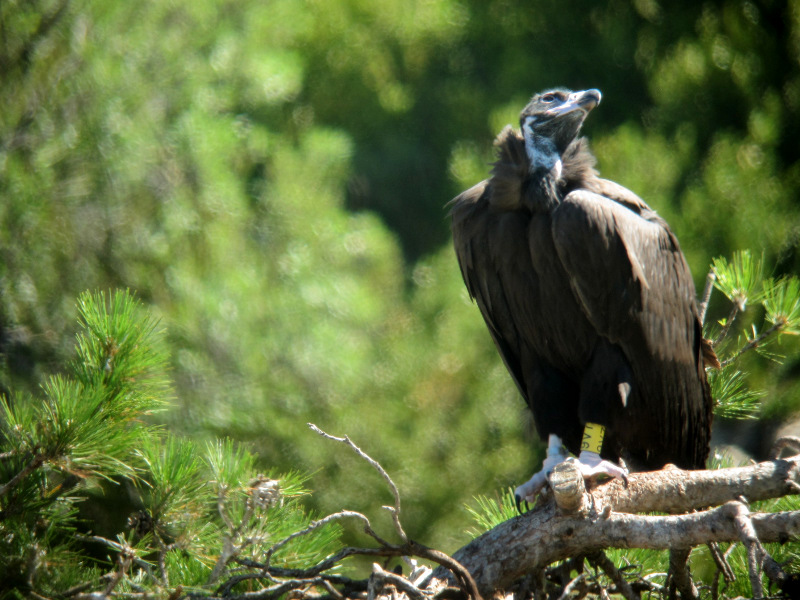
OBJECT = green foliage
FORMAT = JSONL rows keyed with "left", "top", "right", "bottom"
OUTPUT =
{"left": 73, "top": 290, "right": 172, "bottom": 407}
{"left": 463, "top": 487, "right": 518, "bottom": 538}
{"left": 763, "top": 276, "right": 800, "bottom": 335}
{"left": 707, "top": 366, "right": 764, "bottom": 420}
{"left": 0, "top": 290, "right": 165, "bottom": 592}
{"left": 0, "top": 290, "right": 341, "bottom": 597}
{"left": 2, "top": 0, "right": 800, "bottom": 576}
{"left": 706, "top": 250, "right": 800, "bottom": 417}
{"left": 712, "top": 250, "right": 765, "bottom": 312}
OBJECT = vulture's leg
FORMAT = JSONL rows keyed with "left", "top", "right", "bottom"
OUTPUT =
{"left": 514, "top": 433, "right": 568, "bottom": 507}
{"left": 575, "top": 422, "right": 628, "bottom": 483}
{"left": 515, "top": 426, "right": 628, "bottom": 509}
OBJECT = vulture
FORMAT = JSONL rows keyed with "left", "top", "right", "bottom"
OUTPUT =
{"left": 449, "top": 88, "right": 716, "bottom": 504}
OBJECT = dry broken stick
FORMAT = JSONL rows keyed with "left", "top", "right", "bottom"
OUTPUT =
{"left": 306, "top": 423, "right": 482, "bottom": 600}
{"left": 308, "top": 423, "right": 408, "bottom": 543}
{"left": 219, "top": 431, "right": 800, "bottom": 600}
{"left": 215, "top": 424, "right": 482, "bottom": 600}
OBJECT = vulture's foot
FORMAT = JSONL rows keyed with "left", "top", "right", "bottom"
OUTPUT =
{"left": 514, "top": 447, "right": 629, "bottom": 513}
{"left": 514, "top": 434, "right": 568, "bottom": 511}
{"left": 514, "top": 452, "right": 567, "bottom": 511}
{"left": 576, "top": 450, "right": 628, "bottom": 486}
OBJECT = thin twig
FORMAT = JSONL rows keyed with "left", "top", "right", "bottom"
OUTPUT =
{"left": 0, "top": 452, "right": 45, "bottom": 497}
{"left": 587, "top": 551, "right": 639, "bottom": 600}
{"left": 771, "top": 436, "right": 800, "bottom": 460}
{"left": 371, "top": 564, "right": 430, "bottom": 600}
{"left": 557, "top": 572, "right": 586, "bottom": 600}
{"left": 714, "top": 303, "right": 741, "bottom": 347}
{"left": 208, "top": 538, "right": 238, "bottom": 585}
{"left": 221, "top": 553, "right": 377, "bottom": 597}
{"left": 217, "top": 487, "right": 236, "bottom": 531}
{"left": 709, "top": 542, "right": 735, "bottom": 600}
{"left": 410, "top": 543, "right": 482, "bottom": 600}
{"left": 308, "top": 423, "right": 407, "bottom": 542}
{"left": 699, "top": 270, "right": 716, "bottom": 325}
{"left": 154, "top": 534, "right": 170, "bottom": 588}
{"left": 101, "top": 541, "right": 135, "bottom": 597}
{"left": 761, "top": 554, "right": 790, "bottom": 594}
{"left": 320, "top": 578, "right": 346, "bottom": 600}
{"left": 58, "top": 581, "right": 95, "bottom": 598}
{"left": 77, "top": 534, "right": 157, "bottom": 582}
{"left": 668, "top": 548, "right": 698, "bottom": 600}
{"left": 222, "top": 576, "right": 332, "bottom": 600}
{"left": 265, "top": 510, "right": 394, "bottom": 570}
{"left": 707, "top": 542, "right": 735, "bottom": 583}
{"left": 724, "top": 502, "right": 766, "bottom": 598}
{"left": 720, "top": 321, "right": 783, "bottom": 367}
{"left": 529, "top": 568, "right": 546, "bottom": 600}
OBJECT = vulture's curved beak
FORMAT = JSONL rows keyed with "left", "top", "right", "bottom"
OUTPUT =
{"left": 545, "top": 89, "right": 602, "bottom": 117}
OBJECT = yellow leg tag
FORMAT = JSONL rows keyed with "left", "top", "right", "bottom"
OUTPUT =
{"left": 581, "top": 422, "right": 605, "bottom": 454}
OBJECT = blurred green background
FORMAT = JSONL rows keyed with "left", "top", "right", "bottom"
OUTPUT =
{"left": 3, "top": 0, "right": 800, "bottom": 553}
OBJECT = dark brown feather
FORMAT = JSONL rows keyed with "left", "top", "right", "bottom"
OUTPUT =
{"left": 450, "top": 120, "right": 714, "bottom": 471}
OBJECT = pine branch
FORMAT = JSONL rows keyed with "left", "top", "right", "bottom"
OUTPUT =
{"left": 424, "top": 458, "right": 800, "bottom": 598}
{"left": 720, "top": 321, "right": 784, "bottom": 367}
{"left": 699, "top": 270, "right": 716, "bottom": 325}
{"left": 714, "top": 303, "right": 741, "bottom": 347}
{"left": 0, "top": 450, "right": 44, "bottom": 498}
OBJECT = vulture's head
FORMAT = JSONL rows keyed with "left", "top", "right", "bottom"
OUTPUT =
{"left": 520, "top": 88, "right": 601, "bottom": 169}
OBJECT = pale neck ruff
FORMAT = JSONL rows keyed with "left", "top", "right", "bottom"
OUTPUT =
{"left": 522, "top": 118, "right": 562, "bottom": 179}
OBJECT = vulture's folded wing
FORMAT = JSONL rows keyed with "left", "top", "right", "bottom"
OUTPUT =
{"left": 550, "top": 189, "right": 698, "bottom": 365}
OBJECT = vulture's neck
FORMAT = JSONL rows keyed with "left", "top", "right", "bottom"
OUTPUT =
{"left": 521, "top": 133, "right": 563, "bottom": 213}
{"left": 525, "top": 133, "right": 562, "bottom": 180}
{"left": 488, "top": 128, "right": 597, "bottom": 213}
{"left": 525, "top": 137, "right": 599, "bottom": 212}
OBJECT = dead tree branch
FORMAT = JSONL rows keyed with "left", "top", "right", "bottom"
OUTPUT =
{"left": 429, "top": 456, "right": 800, "bottom": 598}
{"left": 214, "top": 433, "right": 800, "bottom": 600}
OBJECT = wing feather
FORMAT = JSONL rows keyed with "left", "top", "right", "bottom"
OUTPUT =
{"left": 450, "top": 181, "right": 529, "bottom": 397}
{"left": 551, "top": 189, "right": 698, "bottom": 362}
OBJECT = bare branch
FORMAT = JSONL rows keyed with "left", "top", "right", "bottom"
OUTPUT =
{"left": 594, "top": 457, "right": 800, "bottom": 515}
{"left": 370, "top": 564, "right": 430, "bottom": 600}
{"left": 699, "top": 270, "right": 716, "bottom": 325}
{"left": 724, "top": 501, "right": 766, "bottom": 598}
{"left": 667, "top": 548, "right": 698, "bottom": 600}
{"left": 265, "top": 510, "right": 394, "bottom": 569}
{"left": 587, "top": 551, "right": 639, "bottom": 600}
{"left": 771, "top": 436, "right": 800, "bottom": 460}
{"left": 222, "top": 445, "right": 800, "bottom": 600}
{"left": 77, "top": 534, "right": 157, "bottom": 583}
{"left": 714, "top": 303, "right": 741, "bottom": 347}
{"left": 431, "top": 458, "right": 800, "bottom": 597}
{"left": 707, "top": 542, "right": 735, "bottom": 584}
{"left": 308, "top": 423, "right": 407, "bottom": 542}
{"left": 557, "top": 572, "right": 586, "bottom": 600}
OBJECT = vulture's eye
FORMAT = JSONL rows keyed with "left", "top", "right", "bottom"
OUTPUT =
{"left": 541, "top": 94, "right": 556, "bottom": 103}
